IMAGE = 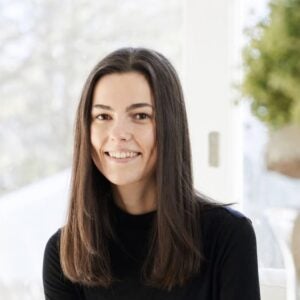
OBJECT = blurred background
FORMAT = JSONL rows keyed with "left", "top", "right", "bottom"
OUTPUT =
{"left": 1, "top": 0, "right": 300, "bottom": 299}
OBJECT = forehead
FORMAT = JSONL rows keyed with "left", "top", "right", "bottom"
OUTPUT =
{"left": 92, "top": 71, "right": 153, "bottom": 106}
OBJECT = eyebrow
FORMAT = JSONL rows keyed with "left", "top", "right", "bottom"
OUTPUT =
{"left": 92, "top": 103, "right": 154, "bottom": 112}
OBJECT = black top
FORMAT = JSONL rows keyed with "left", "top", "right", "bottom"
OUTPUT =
{"left": 43, "top": 202, "right": 261, "bottom": 300}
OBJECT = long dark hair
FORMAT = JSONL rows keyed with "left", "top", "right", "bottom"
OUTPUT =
{"left": 60, "top": 47, "right": 233, "bottom": 291}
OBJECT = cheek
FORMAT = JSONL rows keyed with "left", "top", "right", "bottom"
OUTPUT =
{"left": 142, "top": 129, "right": 157, "bottom": 161}
{"left": 90, "top": 139, "right": 104, "bottom": 172}
{"left": 149, "top": 128, "right": 156, "bottom": 150}
{"left": 90, "top": 126, "right": 104, "bottom": 162}
{"left": 137, "top": 125, "right": 156, "bottom": 148}
{"left": 90, "top": 126, "right": 102, "bottom": 149}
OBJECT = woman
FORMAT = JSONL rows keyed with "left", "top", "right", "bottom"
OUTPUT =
{"left": 43, "top": 47, "right": 261, "bottom": 300}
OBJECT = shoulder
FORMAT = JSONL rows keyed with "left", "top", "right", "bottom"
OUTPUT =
{"left": 201, "top": 205, "right": 253, "bottom": 230}
{"left": 195, "top": 193, "right": 253, "bottom": 233}
{"left": 43, "top": 229, "right": 84, "bottom": 298}
{"left": 200, "top": 205, "right": 257, "bottom": 254}
{"left": 44, "top": 228, "right": 62, "bottom": 257}
{"left": 197, "top": 205, "right": 260, "bottom": 298}
{"left": 218, "top": 206, "right": 255, "bottom": 240}
{"left": 43, "top": 228, "right": 63, "bottom": 276}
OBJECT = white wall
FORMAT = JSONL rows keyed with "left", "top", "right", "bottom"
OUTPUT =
{"left": 182, "top": 1, "right": 288, "bottom": 299}
{"left": 182, "top": 0, "right": 243, "bottom": 206}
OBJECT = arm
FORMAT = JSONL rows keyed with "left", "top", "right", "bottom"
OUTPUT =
{"left": 219, "top": 217, "right": 261, "bottom": 300}
{"left": 42, "top": 230, "right": 83, "bottom": 300}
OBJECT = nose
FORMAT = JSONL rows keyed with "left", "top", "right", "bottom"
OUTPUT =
{"left": 109, "top": 116, "right": 132, "bottom": 141}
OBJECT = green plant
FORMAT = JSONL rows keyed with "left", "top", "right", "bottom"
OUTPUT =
{"left": 241, "top": 0, "right": 300, "bottom": 130}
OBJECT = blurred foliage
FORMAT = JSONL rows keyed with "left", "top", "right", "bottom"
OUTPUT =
{"left": 240, "top": 0, "right": 300, "bottom": 130}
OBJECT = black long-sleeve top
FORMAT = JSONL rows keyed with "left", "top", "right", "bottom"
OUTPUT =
{"left": 43, "top": 202, "right": 261, "bottom": 299}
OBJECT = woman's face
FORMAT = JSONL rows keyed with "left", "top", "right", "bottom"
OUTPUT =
{"left": 90, "top": 71, "right": 157, "bottom": 187}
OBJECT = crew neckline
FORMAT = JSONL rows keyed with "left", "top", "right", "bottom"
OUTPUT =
{"left": 111, "top": 199, "right": 157, "bottom": 228}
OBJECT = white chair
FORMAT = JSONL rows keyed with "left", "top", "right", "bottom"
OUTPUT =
{"left": 265, "top": 208, "right": 300, "bottom": 300}
{"left": 259, "top": 268, "right": 286, "bottom": 300}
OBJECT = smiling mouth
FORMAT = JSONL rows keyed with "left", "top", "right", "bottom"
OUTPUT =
{"left": 104, "top": 152, "right": 141, "bottom": 157}
{"left": 104, "top": 152, "right": 141, "bottom": 162}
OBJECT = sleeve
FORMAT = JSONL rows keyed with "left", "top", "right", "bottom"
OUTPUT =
{"left": 218, "top": 217, "right": 261, "bottom": 300}
{"left": 42, "top": 230, "right": 83, "bottom": 300}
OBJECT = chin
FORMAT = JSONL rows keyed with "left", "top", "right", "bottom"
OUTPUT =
{"left": 108, "top": 177, "right": 141, "bottom": 187}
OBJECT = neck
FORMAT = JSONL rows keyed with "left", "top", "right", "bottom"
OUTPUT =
{"left": 111, "top": 177, "right": 157, "bottom": 215}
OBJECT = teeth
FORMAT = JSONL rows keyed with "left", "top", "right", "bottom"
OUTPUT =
{"left": 107, "top": 152, "right": 139, "bottom": 159}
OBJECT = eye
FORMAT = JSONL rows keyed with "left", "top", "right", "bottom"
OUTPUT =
{"left": 134, "top": 113, "right": 151, "bottom": 120}
{"left": 96, "top": 114, "right": 111, "bottom": 120}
